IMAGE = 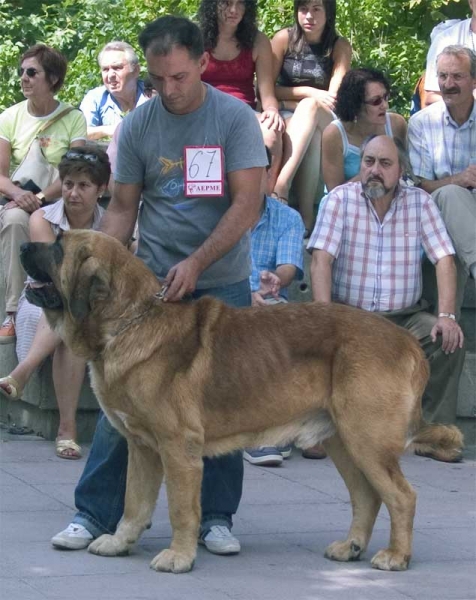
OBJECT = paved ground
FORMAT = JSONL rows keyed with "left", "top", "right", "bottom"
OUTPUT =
{"left": 0, "top": 431, "right": 475, "bottom": 600}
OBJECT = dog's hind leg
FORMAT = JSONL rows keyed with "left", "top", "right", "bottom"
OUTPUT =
{"left": 89, "top": 440, "right": 163, "bottom": 559}
{"left": 334, "top": 424, "right": 416, "bottom": 571}
{"left": 149, "top": 433, "right": 204, "bottom": 574}
{"left": 324, "top": 433, "right": 382, "bottom": 563}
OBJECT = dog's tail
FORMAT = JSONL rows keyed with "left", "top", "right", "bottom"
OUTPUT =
{"left": 410, "top": 422, "right": 464, "bottom": 462}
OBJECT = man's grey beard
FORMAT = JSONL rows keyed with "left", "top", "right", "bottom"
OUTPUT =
{"left": 363, "top": 179, "right": 392, "bottom": 200}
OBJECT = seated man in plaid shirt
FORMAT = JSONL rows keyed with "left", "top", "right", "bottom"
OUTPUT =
{"left": 409, "top": 45, "right": 476, "bottom": 315}
{"left": 244, "top": 149, "right": 305, "bottom": 467}
{"left": 307, "top": 135, "right": 465, "bottom": 462}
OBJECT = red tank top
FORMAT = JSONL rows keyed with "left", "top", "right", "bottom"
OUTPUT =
{"left": 202, "top": 48, "right": 256, "bottom": 108}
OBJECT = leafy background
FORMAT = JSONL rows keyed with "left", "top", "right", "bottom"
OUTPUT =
{"left": 0, "top": 0, "right": 469, "bottom": 115}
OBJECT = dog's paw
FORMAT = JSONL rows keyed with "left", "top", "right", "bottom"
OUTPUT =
{"left": 88, "top": 534, "right": 130, "bottom": 557}
{"left": 150, "top": 549, "right": 195, "bottom": 573}
{"left": 371, "top": 549, "right": 410, "bottom": 571}
{"left": 325, "top": 539, "right": 364, "bottom": 562}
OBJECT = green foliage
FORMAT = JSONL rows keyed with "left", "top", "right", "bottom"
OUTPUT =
{"left": 0, "top": 0, "right": 469, "bottom": 115}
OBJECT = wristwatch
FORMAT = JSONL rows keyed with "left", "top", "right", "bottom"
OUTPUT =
{"left": 35, "top": 192, "right": 46, "bottom": 206}
{"left": 438, "top": 312, "right": 456, "bottom": 320}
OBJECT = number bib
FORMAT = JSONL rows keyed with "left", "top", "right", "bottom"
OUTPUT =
{"left": 184, "top": 146, "right": 224, "bottom": 197}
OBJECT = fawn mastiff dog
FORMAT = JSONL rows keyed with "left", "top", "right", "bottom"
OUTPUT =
{"left": 21, "top": 230, "right": 462, "bottom": 573}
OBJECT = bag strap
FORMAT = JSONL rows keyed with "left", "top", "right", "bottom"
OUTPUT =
{"left": 36, "top": 106, "right": 76, "bottom": 136}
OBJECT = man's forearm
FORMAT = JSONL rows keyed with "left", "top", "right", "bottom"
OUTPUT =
{"left": 275, "top": 264, "right": 296, "bottom": 289}
{"left": 191, "top": 196, "right": 260, "bottom": 273}
{"left": 435, "top": 255, "right": 457, "bottom": 314}
{"left": 87, "top": 125, "right": 116, "bottom": 141}
{"left": 310, "top": 251, "right": 333, "bottom": 303}
{"left": 99, "top": 184, "right": 140, "bottom": 244}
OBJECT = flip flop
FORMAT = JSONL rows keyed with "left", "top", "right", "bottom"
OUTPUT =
{"left": 0, "top": 375, "right": 23, "bottom": 400}
{"left": 56, "top": 439, "right": 82, "bottom": 460}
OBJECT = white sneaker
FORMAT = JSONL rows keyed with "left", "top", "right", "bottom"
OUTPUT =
{"left": 51, "top": 523, "right": 94, "bottom": 550}
{"left": 199, "top": 525, "right": 241, "bottom": 555}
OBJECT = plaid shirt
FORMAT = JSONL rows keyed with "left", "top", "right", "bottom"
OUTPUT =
{"left": 408, "top": 100, "right": 476, "bottom": 181}
{"left": 307, "top": 183, "right": 455, "bottom": 312}
{"left": 250, "top": 196, "right": 304, "bottom": 299}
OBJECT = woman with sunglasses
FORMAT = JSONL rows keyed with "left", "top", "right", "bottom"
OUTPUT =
{"left": 321, "top": 68, "right": 407, "bottom": 191}
{"left": 271, "top": 0, "right": 351, "bottom": 232}
{"left": 0, "top": 146, "right": 109, "bottom": 459}
{"left": 0, "top": 44, "right": 86, "bottom": 342}
{"left": 198, "top": 0, "right": 284, "bottom": 192}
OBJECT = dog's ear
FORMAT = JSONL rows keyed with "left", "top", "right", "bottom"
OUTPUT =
{"left": 69, "top": 257, "right": 111, "bottom": 321}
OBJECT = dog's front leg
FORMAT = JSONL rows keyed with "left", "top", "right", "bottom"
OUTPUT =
{"left": 89, "top": 440, "right": 162, "bottom": 558}
{"left": 149, "top": 434, "right": 203, "bottom": 574}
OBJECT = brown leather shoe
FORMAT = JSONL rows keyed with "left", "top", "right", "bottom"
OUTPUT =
{"left": 302, "top": 443, "right": 327, "bottom": 459}
{"left": 0, "top": 314, "right": 16, "bottom": 344}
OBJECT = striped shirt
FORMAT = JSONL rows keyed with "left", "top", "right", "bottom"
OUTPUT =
{"left": 250, "top": 196, "right": 304, "bottom": 299}
{"left": 408, "top": 101, "right": 476, "bottom": 181}
{"left": 307, "top": 183, "right": 455, "bottom": 312}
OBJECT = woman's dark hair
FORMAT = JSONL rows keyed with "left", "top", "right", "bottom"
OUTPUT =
{"left": 334, "top": 68, "right": 391, "bottom": 122}
{"left": 59, "top": 145, "right": 111, "bottom": 187}
{"left": 289, "top": 0, "right": 338, "bottom": 57}
{"left": 198, "top": 0, "right": 258, "bottom": 51}
{"left": 139, "top": 15, "right": 204, "bottom": 59}
{"left": 20, "top": 44, "right": 67, "bottom": 93}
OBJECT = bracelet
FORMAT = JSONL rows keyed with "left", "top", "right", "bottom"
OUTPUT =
{"left": 438, "top": 312, "right": 456, "bottom": 320}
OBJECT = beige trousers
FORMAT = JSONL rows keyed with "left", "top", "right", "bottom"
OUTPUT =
{"left": 431, "top": 184, "right": 476, "bottom": 315}
{"left": 384, "top": 302, "right": 465, "bottom": 425}
{"left": 0, "top": 206, "right": 30, "bottom": 313}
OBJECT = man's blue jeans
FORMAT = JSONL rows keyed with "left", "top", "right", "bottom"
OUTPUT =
{"left": 73, "top": 279, "right": 250, "bottom": 538}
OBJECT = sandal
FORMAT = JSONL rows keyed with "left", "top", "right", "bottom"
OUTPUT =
{"left": 270, "top": 192, "right": 288, "bottom": 205}
{"left": 0, "top": 375, "right": 23, "bottom": 400}
{"left": 56, "top": 438, "right": 82, "bottom": 460}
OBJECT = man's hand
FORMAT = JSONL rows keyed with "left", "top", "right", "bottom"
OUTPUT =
{"left": 164, "top": 255, "right": 202, "bottom": 302}
{"left": 452, "top": 165, "right": 476, "bottom": 189}
{"left": 4, "top": 190, "right": 42, "bottom": 213}
{"left": 431, "top": 316, "right": 464, "bottom": 354}
{"left": 251, "top": 270, "right": 281, "bottom": 306}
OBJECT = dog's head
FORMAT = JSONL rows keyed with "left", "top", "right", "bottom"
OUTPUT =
{"left": 20, "top": 230, "right": 160, "bottom": 356}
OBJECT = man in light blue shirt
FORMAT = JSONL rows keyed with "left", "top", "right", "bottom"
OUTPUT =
{"left": 80, "top": 41, "right": 149, "bottom": 141}
{"left": 409, "top": 44, "right": 476, "bottom": 313}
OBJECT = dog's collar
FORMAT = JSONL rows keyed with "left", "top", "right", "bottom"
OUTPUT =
{"left": 154, "top": 283, "right": 169, "bottom": 302}
{"left": 110, "top": 288, "right": 166, "bottom": 339}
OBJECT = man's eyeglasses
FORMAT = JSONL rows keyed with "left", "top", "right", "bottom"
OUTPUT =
{"left": 64, "top": 151, "right": 99, "bottom": 163}
{"left": 18, "top": 67, "right": 44, "bottom": 78}
{"left": 364, "top": 93, "right": 390, "bottom": 106}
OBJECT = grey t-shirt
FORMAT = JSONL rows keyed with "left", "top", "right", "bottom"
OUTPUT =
{"left": 115, "top": 84, "right": 268, "bottom": 288}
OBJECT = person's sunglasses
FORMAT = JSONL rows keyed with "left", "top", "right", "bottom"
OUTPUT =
{"left": 364, "top": 93, "right": 390, "bottom": 106}
{"left": 18, "top": 67, "right": 44, "bottom": 78}
{"left": 64, "top": 151, "right": 98, "bottom": 163}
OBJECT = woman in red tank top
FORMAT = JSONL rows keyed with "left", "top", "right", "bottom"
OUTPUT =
{"left": 198, "top": 0, "right": 284, "bottom": 192}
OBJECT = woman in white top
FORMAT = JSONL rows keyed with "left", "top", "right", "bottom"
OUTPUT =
{"left": 0, "top": 146, "right": 109, "bottom": 459}
{"left": 322, "top": 68, "right": 407, "bottom": 191}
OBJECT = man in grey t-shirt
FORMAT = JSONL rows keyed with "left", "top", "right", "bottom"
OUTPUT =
{"left": 52, "top": 16, "right": 267, "bottom": 567}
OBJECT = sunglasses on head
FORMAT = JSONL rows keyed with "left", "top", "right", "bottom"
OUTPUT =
{"left": 18, "top": 67, "right": 44, "bottom": 78}
{"left": 64, "top": 151, "right": 99, "bottom": 163}
{"left": 364, "top": 93, "right": 390, "bottom": 107}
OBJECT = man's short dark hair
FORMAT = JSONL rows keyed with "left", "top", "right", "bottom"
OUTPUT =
{"left": 138, "top": 16, "right": 204, "bottom": 59}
